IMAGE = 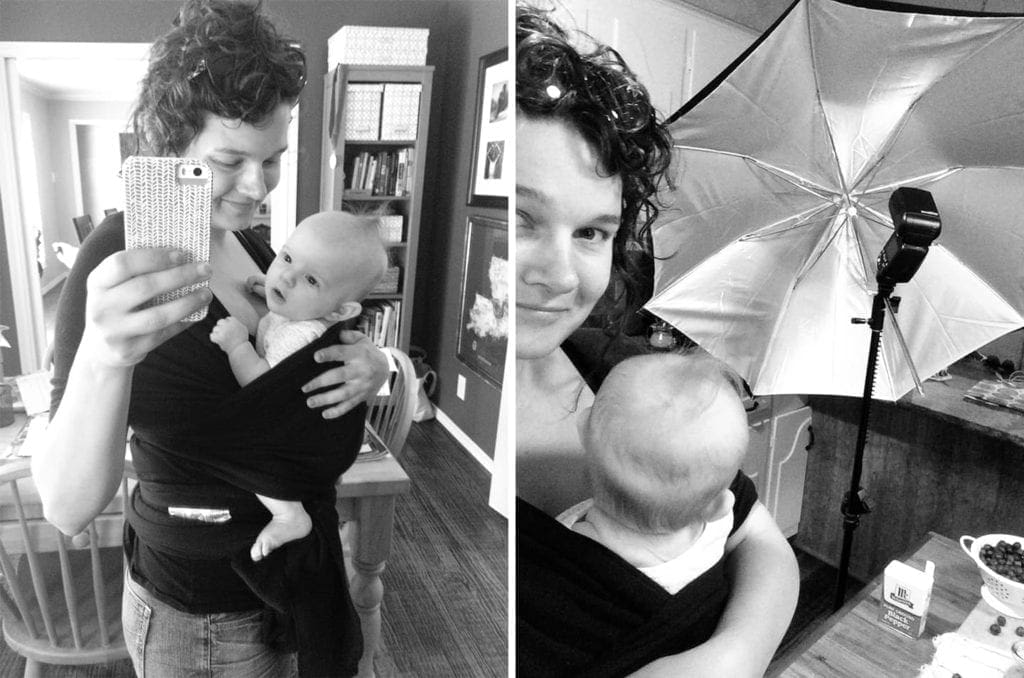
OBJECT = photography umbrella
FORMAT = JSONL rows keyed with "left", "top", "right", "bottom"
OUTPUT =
{"left": 646, "top": 0, "right": 1024, "bottom": 402}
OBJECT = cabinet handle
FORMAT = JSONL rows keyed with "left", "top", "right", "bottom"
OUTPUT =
{"left": 805, "top": 424, "right": 815, "bottom": 451}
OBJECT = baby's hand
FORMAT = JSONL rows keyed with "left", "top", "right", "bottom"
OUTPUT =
{"left": 210, "top": 317, "right": 248, "bottom": 351}
{"left": 245, "top": 274, "right": 267, "bottom": 299}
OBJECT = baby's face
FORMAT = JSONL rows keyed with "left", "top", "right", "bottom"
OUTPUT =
{"left": 265, "top": 226, "right": 353, "bottom": 321}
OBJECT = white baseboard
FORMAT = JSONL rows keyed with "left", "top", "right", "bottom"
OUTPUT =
{"left": 41, "top": 271, "right": 67, "bottom": 295}
{"left": 433, "top": 408, "right": 493, "bottom": 475}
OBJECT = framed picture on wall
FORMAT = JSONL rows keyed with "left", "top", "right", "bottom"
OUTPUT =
{"left": 467, "top": 47, "right": 510, "bottom": 208}
{"left": 456, "top": 215, "right": 508, "bottom": 386}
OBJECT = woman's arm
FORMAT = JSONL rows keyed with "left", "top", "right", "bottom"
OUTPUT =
{"left": 627, "top": 503, "right": 799, "bottom": 678}
{"left": 32, "top": 247, "right": 211, "bottom": 535}
{"left": 301, "top": 329, "right": 389, "bottom": 419}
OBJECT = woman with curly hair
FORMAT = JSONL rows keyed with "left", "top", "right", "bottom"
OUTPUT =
{"left": 33, "top": 1, "right": 387, "bottom": 675}
{"left": 516, "top": 5, "right": 798, "bottom": 676}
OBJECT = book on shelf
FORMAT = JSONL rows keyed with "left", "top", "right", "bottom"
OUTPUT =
{"left": 346, "top": 149, "right": 416, "bottom": 196}
{"left": 357, "top": 300, "right": 402, "bottom": 348}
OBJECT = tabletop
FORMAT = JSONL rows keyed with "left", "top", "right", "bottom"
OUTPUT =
{"left": 775, "top": 532, "right": 996, "bottom": 677}
{"left": 0, "top": 412, "right": 27, "bottom": 453}
{"left": 337, "top": 425, "right": 411, "bottom": 498}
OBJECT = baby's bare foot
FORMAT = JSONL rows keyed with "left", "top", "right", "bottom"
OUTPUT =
{"left": 251, "top": 510, "right": 312, "bottom": 561}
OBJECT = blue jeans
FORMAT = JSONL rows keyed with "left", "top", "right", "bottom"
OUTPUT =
{"left": 122, "top": 568, "right": 297, "bottom": 678}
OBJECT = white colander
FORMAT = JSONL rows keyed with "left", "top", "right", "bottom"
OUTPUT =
{"left": 960, "top": 534, "right": 1024, "bottom": 618}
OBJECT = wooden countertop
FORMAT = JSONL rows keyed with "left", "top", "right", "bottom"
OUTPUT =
{"left": 893, "top": 360, "right": 1024, "bottom": 448}
{"left": 774, "top": 532, "right": 994, "bottom": 678}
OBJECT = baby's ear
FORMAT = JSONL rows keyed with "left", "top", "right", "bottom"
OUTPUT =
{"left": 700, "top": 489, "right": 734, "bottom": 523}
{"left": 332, "top": 301, "right": 362, "bottom": 322}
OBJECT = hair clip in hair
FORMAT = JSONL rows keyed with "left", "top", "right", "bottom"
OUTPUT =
{"left": 187, "top": 58, "right": 207, "bottom": 82}
{"left": 545, "top": 84, "right": 562, "bottom": 100}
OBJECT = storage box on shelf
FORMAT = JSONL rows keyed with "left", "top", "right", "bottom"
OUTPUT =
{"left": 320, "top": 64, "right": 433, "bottom": 353}
{"left": 343, "top": 84, "right": 384, "bottom": 139}
{"left": 328, "top": 25, "right": 429, "bottom": 67}
{"left": 379, "top": 215, "right": 403, "bottom": 243}
{"left": 380, "top": 84, "right": 422, "bottom": 140}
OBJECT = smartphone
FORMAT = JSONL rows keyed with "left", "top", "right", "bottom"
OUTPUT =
{"left": 122, "top": 156, "right": 212, "bottom": 321}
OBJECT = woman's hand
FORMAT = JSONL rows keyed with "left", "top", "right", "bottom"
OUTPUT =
{"left": 80, "top": 248, "right": 212, "bottom": 368}
{"left": 302, "top": 330, "right": 388, "bottom": 419}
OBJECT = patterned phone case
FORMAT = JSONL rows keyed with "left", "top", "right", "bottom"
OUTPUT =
{"left": 122, "top": 156, "right": 212, "bottom": 321}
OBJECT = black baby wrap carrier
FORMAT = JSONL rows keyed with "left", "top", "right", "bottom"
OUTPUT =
{"left": 516, "top": 498, "right": 730, "bottom": 677}
{"left": 127, "top": 322, "right": 364, "bottom": 678}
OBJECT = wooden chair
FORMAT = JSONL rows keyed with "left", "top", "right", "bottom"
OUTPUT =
{"left": 0, "top": 462, "right": 130, "bottom": 677}
{"left": 366, "top": 347, "right": 418, "bottom": 456}
{"left": 71, "top": 215, "right": 94, "bottom": 244}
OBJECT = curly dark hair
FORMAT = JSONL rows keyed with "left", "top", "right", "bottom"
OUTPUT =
{"left": 517, "top": 4, "right": 673, "bottom": 331}
{"left": 130, "top": 0, "right": 306, "bottom": 156}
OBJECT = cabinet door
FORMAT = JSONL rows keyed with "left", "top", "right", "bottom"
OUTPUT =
{"left": 742, "top": 396, "right": 772, "bottom": 500}
{"left": 767, "top": 406, "right": 812, "bottom": 537}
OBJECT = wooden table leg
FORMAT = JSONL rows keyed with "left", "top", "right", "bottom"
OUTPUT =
{"left": 347, "top": 495, "right": 397, "bottom": 678}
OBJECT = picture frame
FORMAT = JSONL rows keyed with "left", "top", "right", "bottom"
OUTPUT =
{"left": 456, "top": 215, "right": 508, "bottom": 386}
{"left": 467, "top": 48, "right": 510, "bottom": 208}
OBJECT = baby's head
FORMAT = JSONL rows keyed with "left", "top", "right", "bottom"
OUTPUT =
{"left": 581, "top": 351, "right": 749, "bottom": 534}
{"left": 265, "top": 210, "right": 388, "bottom": 321}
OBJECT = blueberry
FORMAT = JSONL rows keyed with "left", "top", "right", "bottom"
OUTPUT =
{"left": 998, "top": 615, "right": 1007, "bottom": 626}
{"left": 1017, "top": 626, "right": 1024, "bottom": 637}
{"left": 991, "top": 623, "right": 1003, "bottom": 635}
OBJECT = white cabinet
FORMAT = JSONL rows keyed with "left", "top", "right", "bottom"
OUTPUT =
{"left": 742, "top": 395, "right": 812, "bottom": 537}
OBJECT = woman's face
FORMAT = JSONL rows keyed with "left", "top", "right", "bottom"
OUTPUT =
{"left": 516, "top": 117, "right": 623, "bottom": 360}
{"left": 182, "top": 102, "right": 292, "bottom": 232}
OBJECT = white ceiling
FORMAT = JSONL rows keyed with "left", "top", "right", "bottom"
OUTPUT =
{"left": 17, "top": 56, "right": 147, "bottom": 100}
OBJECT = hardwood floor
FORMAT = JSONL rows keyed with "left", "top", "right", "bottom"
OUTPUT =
{"left": 0, "top": 419, "right": 507, "bottom": 677}
{"left": 767, "top": 545, "right": 866, "bottom": 675}
{"left": 372, "top": 420, "right": 507, "bottom": 677}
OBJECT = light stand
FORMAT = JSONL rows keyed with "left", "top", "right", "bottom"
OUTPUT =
{"left": 833, "top": 187, "right": 941, "bottom": 611}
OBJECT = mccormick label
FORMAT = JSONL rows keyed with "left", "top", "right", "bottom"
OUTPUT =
{"left": 879, "top": 559, "right": 935, "bottom": 639}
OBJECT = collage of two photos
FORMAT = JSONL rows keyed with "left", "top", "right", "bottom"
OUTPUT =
{"left": 1, "top": 0, "right": 1024, "bottom": 676}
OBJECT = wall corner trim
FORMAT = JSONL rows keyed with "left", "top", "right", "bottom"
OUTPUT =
{"left": 434, "top": 408, "right": 494, "bottom": 475}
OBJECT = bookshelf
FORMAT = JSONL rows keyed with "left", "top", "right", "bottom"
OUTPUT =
{"left": 320, "top": 64, "right": 434, "bottom": 353}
